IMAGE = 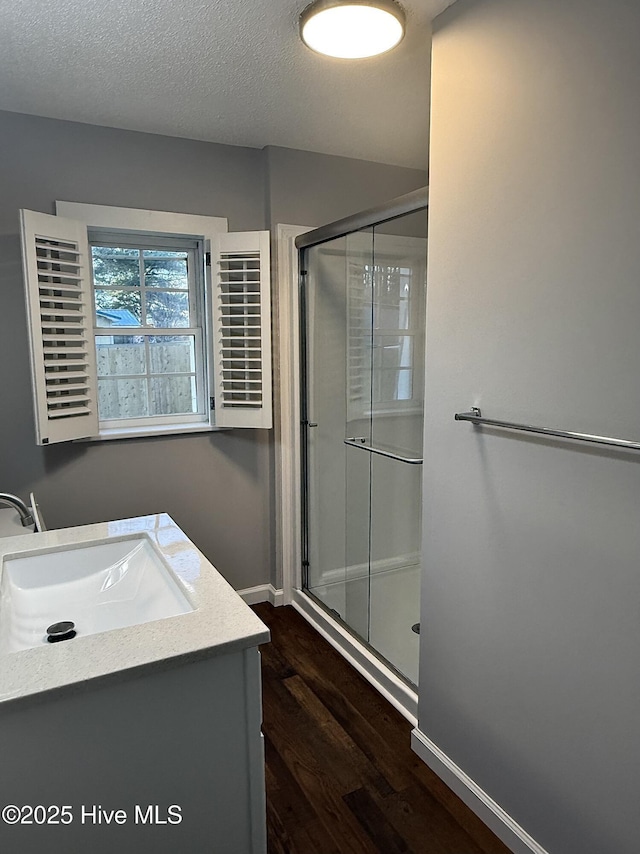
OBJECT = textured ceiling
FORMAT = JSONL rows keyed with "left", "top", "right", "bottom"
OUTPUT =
{"left": 0, "top": 0, "right": 456, "bottom": 169}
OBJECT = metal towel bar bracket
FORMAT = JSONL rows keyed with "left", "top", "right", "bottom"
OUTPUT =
{"left": 455, "top": 407, "right": 640, "bottom": 452}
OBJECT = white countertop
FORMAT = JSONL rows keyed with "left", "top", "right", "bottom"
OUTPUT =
{"left": 0, "top": 514, "right": 270, "bottom": 709}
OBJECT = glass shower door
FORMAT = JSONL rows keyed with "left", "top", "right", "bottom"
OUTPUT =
{"left": 302, "top": 207, "right": 427, "bottom": 686}
{"left": 344, "top": 229, "right": 375, "bottom": 641}
{"left": 303, "top": 228, "right": 374, "bottom": 639}
{"left": 366, "top": 213, "right": 426, "bottom": 684}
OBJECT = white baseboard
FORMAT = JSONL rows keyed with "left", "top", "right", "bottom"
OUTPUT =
{"left": 237, "top": 584, "right": 284, "bottom": 606}
{"left": 411, "top": 728, "right": 549, "bottom": 854}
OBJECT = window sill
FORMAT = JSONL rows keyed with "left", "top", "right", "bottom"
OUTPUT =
{"left": 75, "top": 423, "right": 225, "bottom": 443}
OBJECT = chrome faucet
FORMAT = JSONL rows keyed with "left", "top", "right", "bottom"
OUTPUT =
{"left": 0, "top": 493, "right": 34, "bottom": 528}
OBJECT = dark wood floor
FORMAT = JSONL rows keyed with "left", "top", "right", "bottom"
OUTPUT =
{"left": 253, "top": 603, "right": 512, "bottom": 854}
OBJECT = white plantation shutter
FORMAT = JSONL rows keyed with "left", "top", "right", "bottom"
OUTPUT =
{"left": 211, "top": 231, "right": 272, "bottom": 428}
{"left": 347, "top": 258, "right": 370, "bottom": 419}
{"left": 20, "top": 210, "right": 98, "bottom": 444}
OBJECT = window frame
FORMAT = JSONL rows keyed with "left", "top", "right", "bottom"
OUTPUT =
{"left": 20, "top": 203, "right": 272, "bottom": 444}
{"left": 90, "top": 233, "right": 208, "bottom": 432}
{"left": 56, "top": 202, "right": 228, "bottom": 440}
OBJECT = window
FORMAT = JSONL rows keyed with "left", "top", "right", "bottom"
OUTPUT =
{"left": 347, "top": 240, "right": 426, "bottom": 418}
{"left": 91, "top": 236, "right": 206, "bottom": 429}
{"left": 19, "top": 204, "right": 272, "bottom": 444}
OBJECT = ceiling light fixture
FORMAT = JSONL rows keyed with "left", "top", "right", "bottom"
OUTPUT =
{"left": 300, "top": 0, "right": 406, "bottom": 60}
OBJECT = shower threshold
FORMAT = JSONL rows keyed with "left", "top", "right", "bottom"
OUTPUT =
{"left": 291, "top": 587, "right": 418, "bottom": 726}
{"left": 306, "top": 561, "right": 421, "bottom": 686}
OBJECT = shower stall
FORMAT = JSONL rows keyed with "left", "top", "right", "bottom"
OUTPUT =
{"left": 296, "top": 188, "right": 428, "bottom": 691}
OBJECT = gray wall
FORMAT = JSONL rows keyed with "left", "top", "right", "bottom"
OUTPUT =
{"left": 0, "top": 110, "right": 426, "bottom": 590}
{"left": 265, "top": 145, "right": 427, "bottom": 228}
{"left": 0, "top": 111, "right": 271, "bottom": 592}
{"left": 419, "top": 1, "right": 640, "bottom": 852}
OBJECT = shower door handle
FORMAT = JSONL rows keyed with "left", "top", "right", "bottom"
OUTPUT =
{"left": 344, "top": 438, "right": 423, "bottom": 465}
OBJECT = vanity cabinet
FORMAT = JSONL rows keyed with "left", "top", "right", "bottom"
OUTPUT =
{"left": 0, "top": 515, "right": 269, "bottom": 854}
{"left": 0, "top": 642, "right": 267, "bottom": 853}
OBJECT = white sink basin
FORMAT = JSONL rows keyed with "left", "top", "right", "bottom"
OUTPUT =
{"left": 0, "top": 535, "right": 194, "bottom": 654}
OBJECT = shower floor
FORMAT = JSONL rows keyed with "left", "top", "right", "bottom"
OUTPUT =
{"left": 307, "top": 562, "right": 421, "bottom": 685}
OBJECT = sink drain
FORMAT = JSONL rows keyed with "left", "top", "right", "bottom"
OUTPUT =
{"left": 46, "top": 621, "right": 76, "bottom": 643}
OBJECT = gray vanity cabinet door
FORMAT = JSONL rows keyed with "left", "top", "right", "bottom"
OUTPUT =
{"left": 0, "top": 646, "right": 267, "bottom": 854}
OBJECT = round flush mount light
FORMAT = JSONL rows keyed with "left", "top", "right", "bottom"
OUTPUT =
{"left": 300, "top": 0, "right": 406, "bottom": 60}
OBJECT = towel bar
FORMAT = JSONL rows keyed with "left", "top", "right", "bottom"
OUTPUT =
{"left": 344, "top": 438, "right": 423, "bottom": 465}
{"left": 455, "top": 407, "right": 640, "bottom": 452}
